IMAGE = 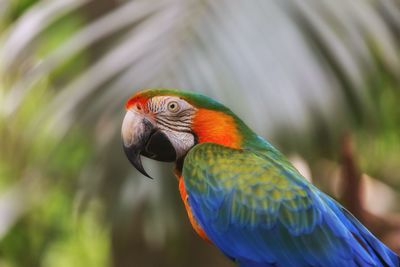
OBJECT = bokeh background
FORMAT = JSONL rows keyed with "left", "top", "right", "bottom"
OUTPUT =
{"left": 1, "top": 0, "right": 400, "bottom": 266}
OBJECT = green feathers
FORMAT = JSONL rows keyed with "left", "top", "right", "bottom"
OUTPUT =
{"left": 139, "top": 88, "right": 231, "bottom": 112}
{"left": 183, "top": 142, "right": 320, "bottom": 234}
{"left": 181, "top": 142, "right": 396, "bottom": 266}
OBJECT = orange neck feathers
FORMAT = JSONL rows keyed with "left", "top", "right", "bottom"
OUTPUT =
{"left": 192, "top": 109, "right": 242, "bottom": 149}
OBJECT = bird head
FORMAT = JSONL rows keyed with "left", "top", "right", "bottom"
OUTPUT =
{"left": 121, "top": 88, "right": 252, "bottom": 178}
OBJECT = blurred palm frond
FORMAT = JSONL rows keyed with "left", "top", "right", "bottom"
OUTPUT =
{"left": 1, "top": 0, "right": 400, "bottom": 266}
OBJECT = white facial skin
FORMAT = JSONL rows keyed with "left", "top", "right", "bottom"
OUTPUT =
{"left": 147, "top": 96, "right": 197, "bottom": 158}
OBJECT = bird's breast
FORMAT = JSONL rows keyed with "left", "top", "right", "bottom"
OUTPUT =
{"left": 178, "top": 177, "right": 211, "bottom": 243}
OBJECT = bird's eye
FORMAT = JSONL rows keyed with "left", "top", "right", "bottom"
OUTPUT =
{"left": 167, "top": 101, "right": 180, "bottom": 113}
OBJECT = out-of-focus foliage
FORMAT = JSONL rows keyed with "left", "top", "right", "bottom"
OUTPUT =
{"left": 0, "top": 0, "right": 399, "bottom": 266}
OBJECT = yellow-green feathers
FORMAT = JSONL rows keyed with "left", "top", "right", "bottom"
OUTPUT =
{"left": 183, "top": 143, "right": 318, "bottom": 232}
{"left": 182, "top": 142, "right": 399, "bottom": 266}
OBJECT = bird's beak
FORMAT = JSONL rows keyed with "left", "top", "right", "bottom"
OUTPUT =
{"left": 121, "top": 110, "right": 177, "bottom": 179}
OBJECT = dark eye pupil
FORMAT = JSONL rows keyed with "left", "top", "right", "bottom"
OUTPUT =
{"left": 170, "top": 104, "right": 175, "bottom": 109}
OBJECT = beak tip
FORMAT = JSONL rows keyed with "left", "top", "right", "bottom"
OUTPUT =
{"left": 142, "top": 172, "right": 154, "bottom": 180}
{"left": 123, "top": 144, "right": 154, "bottom": 179}
{"left": 134, "top": 165, "right": 154, "bottom": 180}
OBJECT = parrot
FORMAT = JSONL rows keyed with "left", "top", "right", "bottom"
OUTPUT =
{"left": 121, "top": 88, "right": 400, "bottom": 267}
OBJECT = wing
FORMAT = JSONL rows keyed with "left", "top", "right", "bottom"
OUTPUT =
{"left": 182, "top": 143, "right": 398, "bottom": 267}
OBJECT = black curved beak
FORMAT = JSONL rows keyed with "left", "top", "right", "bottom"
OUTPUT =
{"left": 121, "top": 110, "right": 176, "bottom": 178}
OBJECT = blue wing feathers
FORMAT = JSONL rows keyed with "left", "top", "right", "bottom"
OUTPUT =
{"left": 322, "top": 193, "right": 400, "bottom": 267}
{"left": 183, "top": 143, "right": 400, "bottom": 267}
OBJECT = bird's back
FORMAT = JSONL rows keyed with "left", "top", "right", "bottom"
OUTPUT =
{"left": 182, "top": 142, "right": 400, "bottom": 267}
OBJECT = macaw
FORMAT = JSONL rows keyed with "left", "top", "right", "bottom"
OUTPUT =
{"left": 121, "top": 88, "right": 399, "bottom": 267}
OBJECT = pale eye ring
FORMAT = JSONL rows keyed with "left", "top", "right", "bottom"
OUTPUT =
{"left": 167, "top": 101, "right": 180, "bottom": 113}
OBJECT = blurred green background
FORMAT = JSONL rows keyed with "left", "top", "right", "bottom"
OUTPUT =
{"left": 1, "top": 0, "right": 400, "bottom": 266}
